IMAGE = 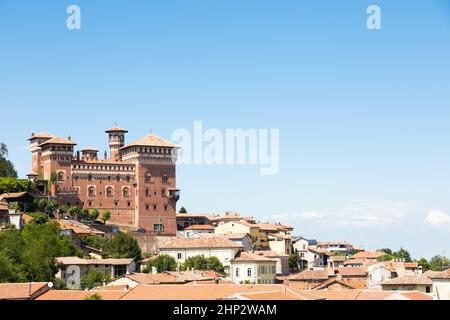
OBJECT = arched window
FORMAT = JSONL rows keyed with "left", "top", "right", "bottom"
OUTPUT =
{"left": 145, "top": 173, "right": 152, "bottom": 183}
{"left": 57, "top": 172, "right": 64, "bottom": 182}
{"left": 162, "top": 175, "right": 169, "bottom": 183}
{"left": 106, "top": 187, "right": 113, "bottom": 197}
{"left": 123, "top": 187, "right": 130, "bottom": 198}
{"left": 88, "top": 187, "right": 95, "bottom": 197}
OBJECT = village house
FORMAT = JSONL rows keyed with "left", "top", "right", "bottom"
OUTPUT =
{"left": 212, "top": 212, "right": 257, "bottom": 225}
{"left": 381, "top": 274, "right": 433, "bottom": 294}
{"left": 0, "top": 200, "right": 25, "bottom": 230}
{"left": 230, "top": 252, "right": 277, "bottom": 284}
{"left": 158, "top": 237, "right": 244, "bottom": 273}
{"left": 327, "top": 255, "right": 347, "bottom": 268}
{"left": 429, "top": 270, "right": 450, "bottom": 300}
{"left": 254, "top": 250, "right": 290, "bottom": 276}
{"left": 55, "top": 257, "right": 137, "bottom": 289}
{"left": 182, "top": 224, "right": 215, "bottom": 237}
{"left": 286, "top": 270, "right": 330, "bottom": 290}
{"left": 106, "top": 272, "right": 186, "bottom": 288}
{"left": 176, "top": 212, "right": 217, "bottom": 230}
{"left": 316, "top": 241, "right": 354, "bottom": 255}
{"left": 267, "top": 233, "right": 292, "bottom": 255}
{"left": 297, "top": 246, "right": 329, "bottom": 270}
{"left": 350, "top": 251, "right": 386, "bottom": 261}
{"left": 190, "top": 232, "right": 254, "bottom": 252}
{"left": 368, "top": 261, "right": 420, "bottom": 290}
{"left": 215, "top": 220, "right": 263, "bottom": 247}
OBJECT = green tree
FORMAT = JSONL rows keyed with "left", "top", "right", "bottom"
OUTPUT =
{"left": 144, "top": 254, "right": 177, "bottom": 273}
{"left": 0, "top": 143, "right": 17, "bottom": 178}
{"left": 59, "top": 205, "right": 69, "bottom": 219}
{"left": 417, "top": 258, "right": 430, "bottom": 272}
{"left": 47, "top": 200, "right": 59, "bottom": 215}
{"left": 429, "top": 255, "right": 450, "bottom": 271}
{"left": 69, "top": 206, "right": 79, "bottom": 219}
{"left": 81, "top": 235, "right": 105, "bottom": 250}
{"left": 83, "top": 293, "right": 103, "bottom": 301}
{"left": 102, "top": 210, "right": 111, "bottom": 224}
{"left": 102, "top": 232, "right": 142, "bottom": 262}
{"left": 90, "top": 208, "right": 100, "bottom": 222}
{"left": 289, "top": 254, "right": 299, "bottom": 272}
{"left": 29, "top": 213, "right": 49, "bottom": 225}
{"left": 395, "top": 248, "right": 412, "bottom": 263}
{"left": 184, "top": 255, "right": 208, "bottom": 271}
{"left": 81, "top": 208, "right": 90, "bottom": 221}
{"left": 205, "top": 256, "right": 224, "bottom": 273}
{"left": 179, "top": 207, "right": 188, "bottom": 214}
{"left": 80, "top": 270, "right": 110, "bottom": 290}
{"left": 0, "top": 178, "right": 32, "bottom": 194}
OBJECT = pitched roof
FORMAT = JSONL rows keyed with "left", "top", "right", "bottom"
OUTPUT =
{"left": 333, "top": 267, "right": 368, "bottom": 277}
{"left": 56, "top": 257, "right": 134, "bottom": 266}
{"left": 351, "top": 251, "right": 385, "bottom": 260}
{"left": 255, "top": 250, "right": 289, "bottom": 258}
{"left": 124, "top": 273, "right": 185, "bottom": 285}
{"left": 329, "top": 255, "right": 347, "bottom": 262}
{"left": 287, "top": 270, "right": 329, "bottom": 281}
{"left": 344, "top": 259, "right": 366, "bottom": 266}
{"left": 0, "top": 283, "right": 50, "bottom": 300}
{"left": 159, "top": 237, "right": 244, "bottom": 249}
{"left": 312, "top": 278, "right": 359, "bottom": 290}
{"left": 81, "top": 146, "right": 100, "bottom": 152}
{"left": 184, "top": 224, "right": 215, "bottom": 231}
{"left": 36, "top": 290, "right": 127, "bottom": 301}
{"left": 39, "top": 136, "right": 76, "bottom": 146}
{"left": 231, "top": 252, "right": 277, "bottom": 263}
{"left": 0, "top": 200, "right": 9, "bottom": 212}
{"left": 381, "top": 275, "right": 432, "bottom": 286}
{"left": 176, "top": 213, "right": 217, "bottom": 221}
{"left": 428, "top": 269, "right": 450, "bottom": 279}
{"left": 58, "top": 219, "right": 104, "bottom": 236}
{"left": 121, "top": 134, "right": 179, "bottom": 149}
{"left": 28, "top": 132, "right": 54, "bottom": 140}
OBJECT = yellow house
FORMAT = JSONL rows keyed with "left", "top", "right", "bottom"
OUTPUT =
{"left": 215, "top": 220, "right": 264, "bottom": 248}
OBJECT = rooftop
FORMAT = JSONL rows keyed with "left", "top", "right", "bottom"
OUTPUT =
{"left": 381, "top": 275, "right": 433, "bottom": 286}
{"left": 184, "top": 224, "right": 215, "bottom": 231}
{"left": 0, "top": 282, "right": 50, "bottom": 300}
{"left": 121, "top": 134, "right": 179, "bottom": 149}
{"left": 159, "top": 237, "right": 244, "bottom": 249}
{"left": 39, "top": 136, "right": 76, "bottom": 146}
{"left": 56, "top": 257, "right": 134, "bottom": 266}
{"left": 231, "top": 252, "right": 277, "bottom": 263}
{"left": 287, "top": 270, "right": 329, "bottom": 281}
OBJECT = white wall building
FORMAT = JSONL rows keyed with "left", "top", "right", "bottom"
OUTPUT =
{"left": 158, "top": 237, "right": 243, "bottom": 273}
{"left": 55, "top": 257, "right": 136, "bottom": 290}
{"left": 230, "top": 252, "right": 277, "bottom": 284}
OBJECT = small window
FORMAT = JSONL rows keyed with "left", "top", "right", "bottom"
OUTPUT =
{"left": 162, "top": 175, "right": 169, "bottom": 183}
{"left": 145, "top": 174, "right": 152, "bottom": 183}
{"left": 247, "top": 268, "right": 252, "bottom": 277}
{"left": 154, "top": 224, "right": 164, "bottom": 233}
{"left": 106, "top": 187, "right": 113, "bottom": 197}
{"left": 88, "top": 187, "right": 95, "bottom": 197}
{"left": 123, "top": 187, "right": 130, "bottom": 198}
{"left": 236, "top": 268, "right": 240, "bottom": 277}
{"left": 177, "top": 253, "right": 182, "bottom": 260}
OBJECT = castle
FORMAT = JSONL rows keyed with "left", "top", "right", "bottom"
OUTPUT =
{"left": 28, "top": 127, "right": 180, "bottom": 236}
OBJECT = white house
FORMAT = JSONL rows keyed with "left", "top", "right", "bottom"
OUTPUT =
{"left": 230, "top": 252, "right": 277, "bottom": 284}
{"left": 55, "top": 257, "right": 136, "bottom": 290}
{"left": 430, "top": 270, "right": 450, "bottom": 300}
{"left": 182, "top": 224, "right": 215, "bottom": 238}
{"left": 190, "top": 233, "right": 254, "bottom": 252}
{"left": 297, "top": 247, "right": 329, "bottom": 270}
{"left": 268, "top": 233, "right": 292, "bottom": 255}
{"left": 158, "top": 237, "right": 244, "bottom": 273}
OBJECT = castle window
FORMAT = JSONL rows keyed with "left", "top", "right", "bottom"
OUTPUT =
{"left": 123, "top": 187, "right": 130, "bottom": 198}
{"left": 88, "top": 174, "right": 93, "bottom": 181}
{"left": 164, "top": 205, "right": 168, "bottom": 211}
{"left": 161, "top": 189, "right": 167, "bottom": 197}
{"left": 127, "top": 201, "right": 131, "bottom": 207}
{"left": 145, "top": 174, "right": 152, "bottom": 183}
{"left": 153, "top": 204, "right": 158, "bottom": 210}
{"left": 57, "top": 172, "right": 64, "bottom": 182}
{"left": 146, "top": 205, "right": 150, "bottom": 210}
{"left": 145, "top": 189, "right": 150, "bottom": 197}
{"left": 88, "top": 187, "right": 95, "bottom": 197}
{"left": 154, "top": 224, "right": 164, "bottom": 233}
{"left": 114, "top": 201, "right": 119, "bottom": 208}
{"left": 106, "top": 187, "right": 113, "bottom": 197}
{"left": 162, "top": 175, "right": 169, "bottom": 183}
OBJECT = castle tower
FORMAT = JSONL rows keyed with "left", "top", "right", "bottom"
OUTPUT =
{"left": 106, "top": 126, "right": 128, "bottom": 162}
{"left": 28, "top": 132, "right": 55, "bottom": 176}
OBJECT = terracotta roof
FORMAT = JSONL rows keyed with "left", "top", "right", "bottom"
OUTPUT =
{"left": 428, "top": 269, "right": 450, "bottom": 279}
{"left": 176, "top": 213, "right": 217, "bottom": 221}
{"left": 255, "top": 250, "right": 289, "bottom": 258}
{"left": 317, "top": 241, "right": 352, "bottom": 246}
{"left": 351, "top": 251, "right": 385, "bottom": 260}
{"left": 58, "top": 220, "right": 104, "bottom": 236}
{"left": 404, "top": 262, "right": 419, "bottom": 269}
{"left": 160, "top": 237, "right": 244, "bottom": 249}
{"left": 235, "top": 289, "right": 324, "bottom": 301}
{"left": 0, "top": 283, "right": 50, "bottom": 300}
{"left": 124, "top": 273, "right": 185, "bottom": 284}
{"left": 0, "top": 192, "right": 31, "bottom": 201}
{"left": 184, "top": 224, "right": 215, "bottom": 231}
{"left": 381, "top": 275, "right": 432, "bottom": 286}
{"left": 329, "top": 255, "right": 347, "bottom": 262}
{"left": 257, "top": 223, "right": 281, "bottom": 232}
{"left": 287, "top": 270, "right": 329, "bottom": 281}
{"left": 312, "top": 277, "right": 359, "bottom": 290}
{"left": 344, "top": 259, "right": 366, "bottom": 266}
{"left": 28, "top": 132, "right": 54, "bottom": 140}
{"left": 22, "top": 214, "right": 34, "bottom": 224}
{"left": 26, "top": 171, "right": 39, "bottom": 177}
{"left": 36, "top": 290, "right": 127, "bottom": 301}
{"left": 333, "top": 267, "right": 368, "bottom": 277}
{"left": 0, "top": 200, "right": 9, "bottom": 211}
{"left": 268, "top": 233, "right": 292, "bottom": 240}
{"left": 394, "top": 291, "right": 433, "bottom": 301}
{"left": 119, "top": 284, "right": 304, "bottom": 300}
{"left": 121, "top": 134, "right": 179, "bottom": 149}
{"left": 39, "top": 136, "right": 76, "bottom": 146}
{"left": 93, "top": 285, "right": 130, "bottom": 292}
{"left": 105, "top": 126, "right": 128, "bottom": 133}
{"left": 166, "top": 270, "right": 222, "bottom": 282}
{"left": 231, "top": 252, "right": 277, "bottom": 263}
{"left": 56, "top": 257, "right": 134, "bottom": 266}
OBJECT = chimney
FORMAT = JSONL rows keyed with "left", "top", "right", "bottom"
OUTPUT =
{"left": 68, "top": 136, "right": 72, "bottom": 141}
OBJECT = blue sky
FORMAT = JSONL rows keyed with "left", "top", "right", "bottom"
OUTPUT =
{"left": 1, "top": 0, "right": 449, "bottom": 258}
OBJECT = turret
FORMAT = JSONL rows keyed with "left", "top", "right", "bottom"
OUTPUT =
{"left": 105, "top": 126, "right": 128, "bottom": 161}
